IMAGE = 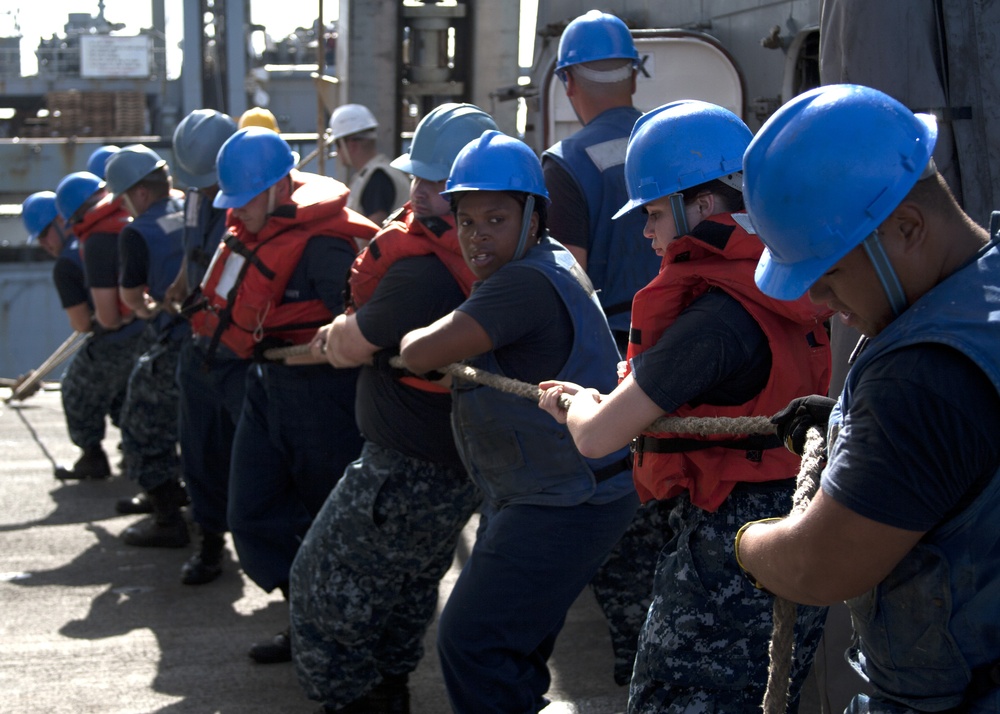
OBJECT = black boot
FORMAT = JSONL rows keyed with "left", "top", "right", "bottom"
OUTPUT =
{"left": 315, "top": 674, "right": 410, "bottom": 714}
{"left": 181, "top": 531, "right": 225, "bottom": 585}
{"left": 54, "top": 446, "right": 111, "bottom": 480}
{"left": 115, "top": 492, "right": 154, "bottom": 515}
{"left": 366, "top": 674, "right": 410, "bottom": 714}
{"left": 248, "top": 628, "right": 292, "bottom": 664}
{"left": 121, "top": 479, "right": 190, "bottom": 548}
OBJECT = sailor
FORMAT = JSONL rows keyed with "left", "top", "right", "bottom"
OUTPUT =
{"left": 237, "top": 106, "right": 281, "bottom": 133}
{"left": 400, "top": 131, "right": 638, "bottom": 713}
{"left": 542, "top": 10, "right": 658, "bottom": 354}
{"left": 21, "top": 190, "right": 132, "bottom": 480}
{"left": 52, "top": 173, "right": 147, "bottom": 481}
{"left": 290, "top": 103, "right": 494, "bottom": 713}
{"left": 537, "top": 12, "right": 669, "bottom": 684}
{"left": 538, "top": 101, "right": 831, "bottom": 712}
{"left": 195, "top": 127, "right": 376, "bottom": 662}
{"left": 162, "top": 108, "right": 242, "bottom": 585}
{"left": 103, "top": 145, "right": 189, "bottom": 548}
{"left": 737, "top": 84, "right": 1000, "bottom": 714}
{"left": 328, "top": 103, "right": 409, "bottom": 226}
{"left": 85, "top": 144, "right": 120, "bottom": 181}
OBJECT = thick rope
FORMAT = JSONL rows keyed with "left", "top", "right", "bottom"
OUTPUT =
{"left": 5, "top": 331, "right": 89, "bottom": 403}
{"left": 762, "top": 427, "right": 825, "bottom": 714}
{"left": 262, "top": 345, "right": 776, "bottom": 436}
{"left": 267, "top": 341, "right": 818, "bottom": 712}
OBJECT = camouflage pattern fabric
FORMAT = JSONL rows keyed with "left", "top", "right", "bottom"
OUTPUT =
{"left": 627, "top": 488, "right": 828, "bottom": 714}
{"left": 119, "top": 327, "right": 182, "bottom": 491}
{"left": 590, "top": 497, "right": 675, "bottom": 686}
{"left": 290, "top": 441, "right": 482, "bottom": 710}
{"left": 61, "top": 331, "right": 144, "bottom": 451}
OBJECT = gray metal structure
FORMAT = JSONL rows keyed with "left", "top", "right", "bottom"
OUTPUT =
{"left": 6, "top": 0, "right": 999, "bottom": 382}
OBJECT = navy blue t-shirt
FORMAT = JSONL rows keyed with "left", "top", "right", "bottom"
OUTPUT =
{"left": 283, "top": 235, "right": 355, "bottom": 314}
{"left": 457, "top": 263, "right": 574, "bottom": 385}
{"left": 824, "top": 343, "right": 1000, "bottom": 530}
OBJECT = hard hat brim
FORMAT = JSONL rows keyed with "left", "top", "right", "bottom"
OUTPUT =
{"left": 213, "top": 189, "right": 258, "bottom": 209}
{"left": 612, "top": 197, "right": 645, "bottom": 220}
{"left": 754, "top": 248, "right": 833, "bottom": 301}
{"left": 173, "top": 162, "right": 218, "bottom": 190}
{"left": 390, "top": 154, "right": 447, "bottom": 182}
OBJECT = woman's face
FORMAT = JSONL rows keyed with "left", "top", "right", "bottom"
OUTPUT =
{"left": 640, "top": 194, "right": 706, "bottom": 258}
{"left": 455, "top": 191, "right": 538, "bottom": 280}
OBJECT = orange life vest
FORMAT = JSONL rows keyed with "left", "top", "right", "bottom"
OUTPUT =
{"left": 347, "top": 204, "right": 476, "bottom": 393}
{"left": 625, "top": 214, "right": 831, "bottom": 511}
{"left": 346, "top": 204, "right": 476, "bottom": 310}
{"left": 74, "top": 194, "right": 133, "bottom": 319}
{"left": 191, "top": 171, "right": 379, "bottom": 359}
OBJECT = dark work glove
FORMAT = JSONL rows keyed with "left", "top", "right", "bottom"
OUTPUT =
{"left": 770, "top": 395, "right": 836, "bottom": 456}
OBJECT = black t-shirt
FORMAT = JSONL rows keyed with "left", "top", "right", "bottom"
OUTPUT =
{"left": 360, "top": 169, "right": 398, "bottom": 219}
{"left": 118, "top": 226, "right": 150, "bottom": 289}
{"left": 542, "top": 158, "right": 589, "bottom": 250}
{"left": 824, "top": 343, "right": 1000, "bottom": 530}
{"left": 456, "top": 262, "right": 574, "bottom": 384}
{"left": 81, "top": 231, "right": 120, "bottom": 290}
{"left": 355, "top": 255, "right": 467, "bottom": 467}
{"left": 630, "top": 289, "right": 772, "bottom": 413}
{"left": 53, "top": 256, "right": 89, "bottom": 309}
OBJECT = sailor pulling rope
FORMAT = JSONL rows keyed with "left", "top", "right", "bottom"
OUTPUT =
{"left": 262, "top": 341, "right": 820, "bottom": 713}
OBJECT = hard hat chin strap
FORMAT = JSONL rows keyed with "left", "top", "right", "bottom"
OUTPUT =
{"left": 668, "top": 193, "right": 689, "bottom": 238}
{"left": 514, "top": 194, "right": 536, "bottom": 261}
{"left": 54, "top": 221, "right": 69, "bottom": 247}
{"left": 121, "top": 193, "right": 139, "bottom": 219}
{"left": 862, "top": 231, "right": 907, "bottom": 317}
{"left": 266, "top": 184, "right": 278, "bottom": 217}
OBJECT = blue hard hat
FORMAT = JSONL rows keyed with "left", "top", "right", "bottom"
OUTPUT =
{"left": 55, "top": 171, "right": 106, "bottom": 220}
{"left": 746, "top": 84, "right": 938, "bottom": 300}
{"left": 172, "top": 109, "right": 238, "bottom": 189}
{"left": 614, "top": 100, "right": 752, "bottom": 219}
{"left": 391, "top": 103, "right": 498, "bottom": 181}
{"left": 556, "top": 10, "right": 638, "bottom": 72}
{"left": 22, "top": 191, "right": 59, "bottom": 242}
{"left": 85, "top": 145, "right": 120, "bottom": 180}
{"left": 214, "top": 127, "right": 296, "bottom": 209}
{"left": 442, "top": 130, "right": 549, "bottom": 202}
{"left": 105, "top": 144, "right": 168, "bottom": 198}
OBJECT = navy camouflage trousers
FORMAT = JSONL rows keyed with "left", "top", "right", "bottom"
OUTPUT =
{"left": 290, "top": 441, "right": 482, "bottom": 710}
{"left": 119, "top": 329, "right": 182, "bottom": 492}
{"left": 628, "top": 486, "right": 828, "bottom": 714}
{"left": 591, "top": 497, "right": 675, "bottom": 685}
{"left": 61, "top": 331, "right": 144, "bottom": 451}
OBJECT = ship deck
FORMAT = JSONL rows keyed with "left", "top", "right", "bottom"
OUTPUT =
{"left": 0, "top": 385, "right": 629, "bottom": 713}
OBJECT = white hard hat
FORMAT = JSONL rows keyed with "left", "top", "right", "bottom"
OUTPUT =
{"left": 328, "top": 103, "right": 378, "bottom": 141}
